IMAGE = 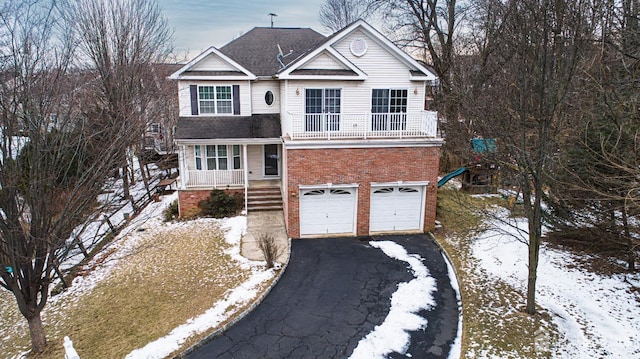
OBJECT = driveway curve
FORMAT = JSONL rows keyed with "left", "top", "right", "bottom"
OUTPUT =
{"left": 185, "top": 234, "right": 459, "bottom": 359}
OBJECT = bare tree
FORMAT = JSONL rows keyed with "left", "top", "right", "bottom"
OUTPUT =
{"left": 0, "top": 0, "right": 139, "bottom": 353}
{"left": 463, "top": 0, "right": 595, "bottom": 314}
{"left": 319, "top": 0, "right": 372, "bottom": 32}
{"left": 547, "top": 0, "right": 640, "bottom": 270}
{"left": 62, "top": 0, "right": 173, "bottom": 203}
{"left": 369, "top": 0, "right": 473, "bottom": 160}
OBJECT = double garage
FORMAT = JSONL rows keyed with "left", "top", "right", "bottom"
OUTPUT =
{"left": 299, "top": 183, "right": 427, "bottom": 236}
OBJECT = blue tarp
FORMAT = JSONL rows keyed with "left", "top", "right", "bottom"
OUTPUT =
{"left": 471, "top": 138, "right": 497, "bottom": 153}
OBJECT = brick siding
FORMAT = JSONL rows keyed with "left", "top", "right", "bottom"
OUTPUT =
{"left": 178, "top": 189, "right": 245, "bottom": 217}
{"left": 284, "top": 146, "right": 441, "bottom": 238}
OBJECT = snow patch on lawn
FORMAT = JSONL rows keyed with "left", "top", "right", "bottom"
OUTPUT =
{"left": 443, "top": 252, "right": 463, "bottom": 359}
{"left": 49, "top": 192, "right": 179, "bottom": 305}
{"left": 473, "top": 214, "right": 640, "bottom": 358}
{"left": 349, "top": 241, "right": 437, "bottom": 359}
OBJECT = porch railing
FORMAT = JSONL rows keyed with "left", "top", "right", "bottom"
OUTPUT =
{"left": 186, "top": 169, "right": 244, "bottom": 187}
{"left": 287, "top": 111, "right": 438, "bottom": 140}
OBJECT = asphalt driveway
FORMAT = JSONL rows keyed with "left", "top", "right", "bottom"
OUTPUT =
{"left": 185, "top": 235, "right": 459, "bottom": 359}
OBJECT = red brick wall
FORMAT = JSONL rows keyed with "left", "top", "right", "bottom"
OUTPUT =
{"left": 178, "top": 189, "right": 245, "bottom": 217}
{"left": 285, "top": 146, "right": 441, "bottom": 237}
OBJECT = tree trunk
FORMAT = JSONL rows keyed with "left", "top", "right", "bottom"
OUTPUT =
{"left": 525, "top": 178, "right": 543, "bottom": 315}
{"left": 526, "top": 225, "right": 541, "bottom": 314}
{"left": 122, "top": 165, "right": 130, "bottom": 199}
{"left": 622, "top": 209, "right": 635, "bottom": 271}
{"left": 27, "top": 314, "right": 47, "bottom": 353}
{"left": 137, "top": 156, "right": 150, "bottom": 200}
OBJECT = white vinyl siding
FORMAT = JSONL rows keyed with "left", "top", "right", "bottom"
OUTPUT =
{"left": 300, "top": 52, "right": 346, "bottom": 70}
{"left": 281, "top": 30, "right": 424, "bottom": 115}
{"left": 333, "top": 30, "right": 420, "bottom": 89}
{"left": 251, "top": 81, "right": 280, "bottom": 114}
{"left": 191, "top": 53, "right": 237, "bottom": 71}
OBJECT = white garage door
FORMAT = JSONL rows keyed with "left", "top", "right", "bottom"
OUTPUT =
{"left": 300, "top": 188, "right": 356, "bottom": 236}
{"left": 370, "top": 186, "right": 424, "bottom": 232}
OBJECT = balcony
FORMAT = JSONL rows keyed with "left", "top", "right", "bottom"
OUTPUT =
{"left": 286, "top": 111, "right": 438, "bottom": 140}
{"left": 186, "top": 169, "right": 244, "bottom": 187}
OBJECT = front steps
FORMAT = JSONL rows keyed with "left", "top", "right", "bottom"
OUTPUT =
{"left": 247, "top": 187, "right": 283, "bottom": 212}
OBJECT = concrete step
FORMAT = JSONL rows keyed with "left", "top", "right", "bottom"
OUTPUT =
{"left": 248, "top": 204, "right": 283, "bottom": 211}
{"left": 247, "top": 186, "right": 283, "bottom": 213}
{"left": 248, "top": 193, "right": 282, "bottom": 200}
{"left": 248, "top": 198, "right": 282, "bottom": 206}
{"left": 247, "top": 188, "right": 281, "bottom": 196}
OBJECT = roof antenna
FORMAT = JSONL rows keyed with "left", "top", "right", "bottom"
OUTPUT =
{"left": 268, "top": 13, "right": 277, "bottom": 28}
{"left": 277, "top": 44, "right": 293, "bottom": 69}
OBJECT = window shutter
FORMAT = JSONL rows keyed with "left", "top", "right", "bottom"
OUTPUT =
{"left": 232, "top": 85, "right": 240, "bottom": 115}
{"left": 190, "top": 85, "right": 199, "bottom": 115}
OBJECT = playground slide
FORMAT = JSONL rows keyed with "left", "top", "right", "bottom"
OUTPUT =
{"left": 437, "top": 167, "right": 468, "bottom": 188}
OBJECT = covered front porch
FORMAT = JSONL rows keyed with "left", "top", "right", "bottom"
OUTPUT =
{"left": 178, "top": 143, "right": 282, "bottom": 189}
{"left": 174, "top": 114, "right": 283, "bottom": 190}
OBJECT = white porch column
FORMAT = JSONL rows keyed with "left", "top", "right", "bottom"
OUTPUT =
{"left": 243, "top": 144, "right": 249, "bottom": 213}
{"left": 179, "top": 145, "right": 188, "bottom": 189}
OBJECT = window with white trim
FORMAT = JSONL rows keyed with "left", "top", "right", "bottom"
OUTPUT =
{"left": 232, "top": 145, "right": 241, "bottom": 169}
{"left": 194, "top": 145, "right": 241, "bottom": 170}
{"left": 371, "top": 89, "right": 408, "bottom": 130}
{"left": 195, "top": 145, "right": 203, "bottom": 170}
{"left": 305, "top": 88, "right": 341, "bottom": 131}
{"left": 199, "top": 85, "right": 232, "bottom": 114}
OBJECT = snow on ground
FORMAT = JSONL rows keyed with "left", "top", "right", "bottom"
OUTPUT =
{"left": 46, "top": 190, "right": 276, "bottom": 359}
{"left": 473, "top": 212, "right": 640, "bottom": 358}
{"left": 443, "top": 252, "right": 463, "bottom": 359}
{"left": 349, "top": 241, "right": 437, "bottom": 359}
{"left": 60, "top": 163, "right": 164, "bottom": 272}
{"left": 125, "top": 214, "right": 277, "bottom": 359}
{"left": 49, "top": 192, "right": 179, "bottom": 305}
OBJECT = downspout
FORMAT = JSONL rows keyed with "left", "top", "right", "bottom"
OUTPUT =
{"left": 243, "top": 144, "right": 249, "bottom": 214}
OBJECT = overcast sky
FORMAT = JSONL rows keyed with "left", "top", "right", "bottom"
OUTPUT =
{"left": 158, "top": 0, "right": 330, "bottom": 60}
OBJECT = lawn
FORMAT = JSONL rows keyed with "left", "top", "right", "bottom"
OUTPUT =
{"left": 434, "top": 188, "right": 557, "bottom": 358}
{"left": 0, "top": 194, "right": 277, "bottom": 358}
{"left": 435, "top": 186, "right": 639, "bottom": 358}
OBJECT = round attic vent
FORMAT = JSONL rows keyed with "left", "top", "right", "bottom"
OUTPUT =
{"left": 350, "top": 37, "right": 368, "bottom": 57}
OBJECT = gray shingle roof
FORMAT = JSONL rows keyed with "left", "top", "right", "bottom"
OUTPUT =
{"left": 175, "top": 114, "right": 281, "bottom": 140}
{"left": 182, "top": 70, "right": 246, "bottom": 77}
{"left": 289, "top": 69, "right": 358, "bottom": 76}
{"left": 220, "top": 27, "right": 326, "bottom": 76}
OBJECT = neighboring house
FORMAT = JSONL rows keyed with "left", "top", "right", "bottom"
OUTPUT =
{"left": 144, "top": 63, "right": 183, "bottom": 154}
{"left": 170, "top": 19, "right": 443, "bottom": 238}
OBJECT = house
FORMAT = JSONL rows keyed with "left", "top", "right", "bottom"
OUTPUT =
{"left": 143, "top": 63, "right": 183, "bottom": 154}
{"left": 170, "top": 20, "right": 443, "bottom": 238}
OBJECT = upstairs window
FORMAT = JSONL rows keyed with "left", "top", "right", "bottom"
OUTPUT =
{"left": 305, "top": 88, "right": 341, "bottom": 131}
{"left": 371, "top": 89, "right": 408, "bottom": 130}
{"left": 199, "top": 85, "right": 232, "bottom": 114}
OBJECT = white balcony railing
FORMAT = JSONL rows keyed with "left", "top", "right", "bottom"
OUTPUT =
{"left": 186, "top": 169, "right": 244, "bottom": 187}
{"left": 287, "top": 111, "right": 438, "bottom": 140}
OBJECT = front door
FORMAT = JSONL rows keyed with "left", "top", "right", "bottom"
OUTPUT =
{"left": 264, "top": 144, "right": 279, "bottom": 176}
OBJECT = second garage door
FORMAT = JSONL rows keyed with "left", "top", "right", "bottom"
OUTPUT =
{"left": 370, "top": 186, "right": 424, "bottom": 232}
{"left": 299, "top": 187, "right": 357, "bottom": 236}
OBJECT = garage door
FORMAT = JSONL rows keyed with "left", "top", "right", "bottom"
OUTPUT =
{"left": 370, "top": 186, "right": 424, "bottom": 232}
{"left": 300, "top": 188, "right": 356, "bottom": 236}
